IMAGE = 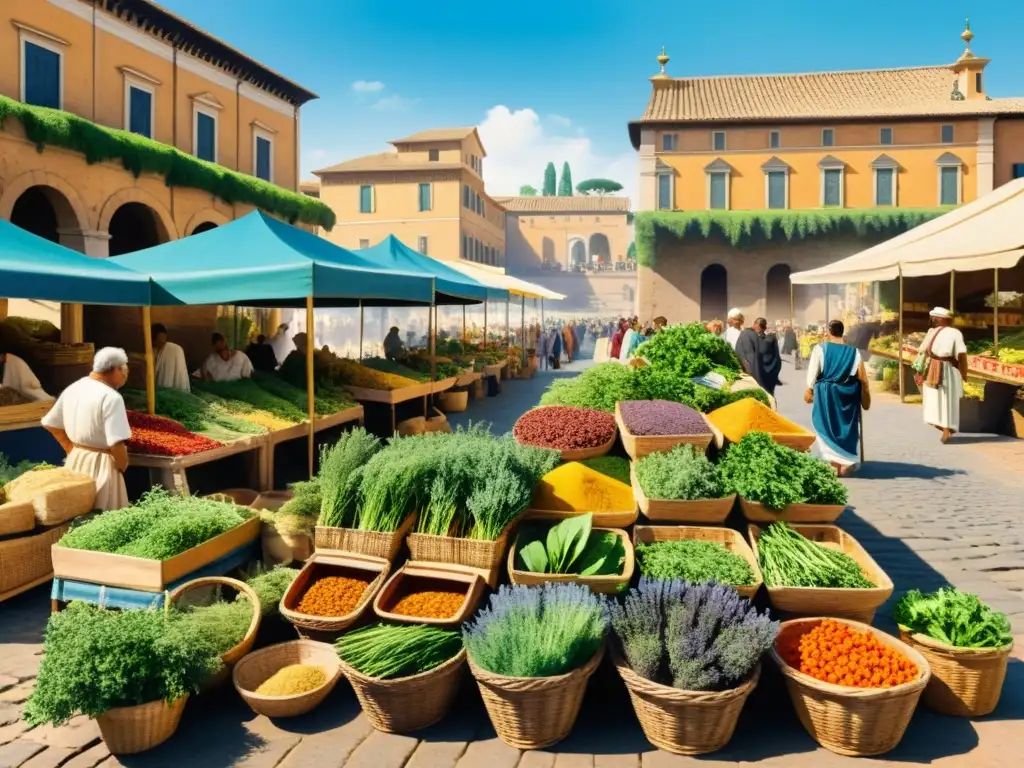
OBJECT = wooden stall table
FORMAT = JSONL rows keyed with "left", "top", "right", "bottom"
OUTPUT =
{"left": 344, "top": 382, "right": 433, "bottom": 436}
{"left": 456, "top": 370, "right": 482, "bottom": 402}
{"left": 431, "top": 377, "right": 456, "bottom": 394}
{"left": 264, "top": 405, "right": 365, "bottom": 487}
{"left": 127, "top": 433, "right": 270, "bottom": 496}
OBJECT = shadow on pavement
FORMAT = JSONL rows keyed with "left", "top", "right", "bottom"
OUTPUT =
{"left": 851, "top": 461, "right": 965, "bottom": 481}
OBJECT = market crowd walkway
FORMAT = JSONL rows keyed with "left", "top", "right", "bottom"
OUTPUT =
{"left": 0, "top": 358, "right": 1022, "bottom": 767}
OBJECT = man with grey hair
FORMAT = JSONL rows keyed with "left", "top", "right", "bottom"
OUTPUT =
{"left": 41, "top": 347, "right": 132, "bottom": 510}
{"left": 725, "top": 309, "right": 744, "bottom": 349}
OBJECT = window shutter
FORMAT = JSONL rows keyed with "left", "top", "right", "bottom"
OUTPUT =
{"left": 129, "top": 88, "right": 152, "bottom": 138}
{"left": 197, "top": 113, "right": 216, "bottom": 161}
{"left": 940, "top": 167, "right": 959, "bottom": 204}
{"left": 767, "top": 172, "right": 786, "bottom": 209}
{"left": 255, "top": 137, "right": 271, "bottom": 181}
{"left": 875, "top": 169, "right": 893, "bottom": 206}
{"left": 657, "top": 174, "right": 671, "bottom": 210}
{"left": 25, "top": 43, "right": 60, "bottom": 109}
{"left": 824, "top": 170, "right": 841, "bottom": 206}
{"left": 709, "top": 173, "right": 727, "bottom": 209}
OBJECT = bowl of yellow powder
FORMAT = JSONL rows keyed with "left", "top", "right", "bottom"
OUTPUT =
{"left": 233, "top": 639, "right": 342, "bottom": 718}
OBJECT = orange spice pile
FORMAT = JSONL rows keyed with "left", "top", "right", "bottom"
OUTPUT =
{"left": 296, "top": 575, "right": 371, "bottom": 617}
{"left": 780, "top": 619, "right": 919, "bottom": 689}
{"left": 390, "top": 589, "right": 466, "bottom": 619}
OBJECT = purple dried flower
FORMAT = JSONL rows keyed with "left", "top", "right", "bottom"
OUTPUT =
{"left": 619, "top": 400, "right": 709, "bottom": 437}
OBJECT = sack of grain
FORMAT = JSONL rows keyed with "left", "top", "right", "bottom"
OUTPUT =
{"left": 0, "top": 500, "right": 36, "bottom": 536}
{"left": 3, "top": 468, "right": 96, "bottom": 526}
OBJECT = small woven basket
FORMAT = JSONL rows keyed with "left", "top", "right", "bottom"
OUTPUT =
{"left": 772, "top": 617, "right": 930, "bottom": 756}
{"left": 467, "top": 645, "right": 604, "bottom": 749}
{"left": 314, "top": 513, "right": 416, "bottom": 560}
{"left": 612, "top": 646, "right": 759, "bottom": 755}
{"left": 280, "top": 552, "right": 390, "bottom": 636}
{"left": 95, "top": 696, "right": 188, "bottom": 755}
{"left": 339, "top": 649, "right": 467, "bottom": 733}
{"left": 898, "top": 628, "right": 1012, "bottom": 717}
{"left": 232, "top": 640, "right": 342, "bottom": 718}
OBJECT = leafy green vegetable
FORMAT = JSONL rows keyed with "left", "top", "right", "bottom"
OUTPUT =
{"left": 515, "top": 515, "right": 625, "bottom": 577}
{"left": 244, "top": 566, "right": 300, "bottom": 615}
{"left": 250, "top": 371, "right": 354, "bottom": 415}
{"left": 0, "top": 453, "right": 39, "bottom": 487}
{"left": 757, "top": 522, "right": 874, "bottom": 589}
{"left": 192, "top": 378, "right": 305, "bottom": 423}
{"left": 636, "top": 539, "right": 753, "bottom": 585}
{"left": 894, "top": 588, "right": 1012, "bottom": 649}
{"left": 636, "top": 323, "right": 741, "bottom": 380}
{"left": 636, "top": 444, "right": 726, "bottom": 501}
{"left": 360, "top": 357, "right": 430, "bottom": 382}
{"left": 336, "top": 623, "right": 463, "bottom": 679}
{"left": 266, "top": 479, "right": 320, "bottom": 536}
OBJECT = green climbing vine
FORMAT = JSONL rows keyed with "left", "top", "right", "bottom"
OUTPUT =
{"left": 634, "top": 208, "right": 951, "bottom": 267}
{"left": 0, "top": 95, "right": 335, "bottom": 231}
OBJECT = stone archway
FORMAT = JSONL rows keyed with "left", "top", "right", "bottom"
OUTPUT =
{"left": 700, "top": 264, "right": 728, "bottom": 322}
{"left": 588, "top": 233, "right": 611, "bottom": 266}
{"left": 0, "top": 170, "right": 91, "bottom": 231}
{"left": 184, "top": 208, "right": 230, "bottom": 236}
{"left": 765, "top": 264, "right": 792, "bottom": 324}
{"left": 569, "top": 239, "right": 586, "bottom": 270}
{"left": 98, "top": 187, "right": 177, "bottom": 243}
{"left": 107, "top": 202, "right": 171, "bottom": 256}
{"left": 8, "top": 186, "right": 82, "bottom": 242}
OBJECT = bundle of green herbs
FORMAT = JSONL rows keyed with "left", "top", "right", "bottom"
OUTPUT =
{"left": 635, "top": 444, "right": 727, "bottom": 501}
{"left": 192, "top": 378, "right": 305, "bottom": 423}
{"left": 336, "top": 623, "right": 463, "bottom": 679}
{"left": 463, "top": 582, "right": 607, "bottom": 678}
{"left": 360, "top": 357, "right": 430, "bottom": 382}
{"left": 23, "top": 602, "right": 220, "bottom": 727}
{"left": 266, "top": 479, "right": 320, "bottom": 536}
{"left": 894, "top": 588, "right": 1012, "bottom": 649}
{"left": 317, "top": 428, "right": 382, "bottom": 528}
{"left": 635, "top": 323, "right": 741, "bottom": 380}
{"left": 636, "top": 539, "right": 754, "bottom": 585}
{"left": 608, "top": 579, "right": 777, "bottom": 691}
{"left": 57, "top": 489, "right": 250, "bottom": 559}
{"left": 718, "top": 432, "right": 848, "bottom": 509}
{"left": 121, "top": 387, "right": 266, "bottom": 440}
{"left": 756, "top": 522, "right": 875, "bottom": 589}
{"left": 515, "top": 514, "right": 625, "bottom": 577}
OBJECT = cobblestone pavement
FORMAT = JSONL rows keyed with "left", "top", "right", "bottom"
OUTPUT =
{"left": 0, "top": 356, "right": 1022, "bottom": 767}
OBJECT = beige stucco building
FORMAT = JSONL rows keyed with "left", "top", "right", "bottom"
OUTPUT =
{"left": 498, "top": 195, "right": 637, "bottom": 318}
{"left": 314, "top": 128, "right": 506, "bottom": 265}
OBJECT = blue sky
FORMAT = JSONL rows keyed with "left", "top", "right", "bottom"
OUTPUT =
{"left": 160, "top": 0, "right": 1024, "bottom": 201}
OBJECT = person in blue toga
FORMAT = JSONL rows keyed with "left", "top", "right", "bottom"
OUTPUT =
{"left": 804, "top": 320, "right": 871, "bottom": 475}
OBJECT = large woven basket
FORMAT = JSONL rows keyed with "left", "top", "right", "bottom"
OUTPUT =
{"left": 406, "top": 519, "right": 515, "bottom": 575}
{"left": 95, "top": 696, "right": 188, "bottom": 755}
{"left": 314, "top": 513, "right": 416, "bottom": 560}
{"left": 739, "top": 498, "right": 846, "bottom": 525}
{"left": 467, "top": 645, "right": 604, "bottom": 749}
{"left": 508, "top": 528, "right": 634, "bottom": 595}
{"left": 28, "top": 342, "right": 94, "bottom": 365}
{"left": 280, "top": 552, "right": 390, "bottom": 636}
{"left": 339, "top": 649, "right": 467, "bottom": 733}
{"left": 772, "top": 618, "right": 930, "bottom": 756}
{"left": 232, "top": 640, "right": 342, "bottom": 718}
{"left": 1, "top": 523, "right": 68, "bottom": 595}
{"left": 898, "top": 628, "right": 1012, "bottom": 717}
{"left": 612, "top": 646, "right": 759, "bottom": 755}
{"left": 168, "top": 576, "right": 261, "bottom": 686}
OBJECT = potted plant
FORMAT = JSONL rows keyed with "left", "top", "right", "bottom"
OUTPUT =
{"left": 23, "top": 602, "right": 220, "bottom": 755}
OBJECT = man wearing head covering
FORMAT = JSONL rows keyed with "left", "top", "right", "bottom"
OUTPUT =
{"left": 201, "top": 333, "right": 254, "bottom": 382}
{"left": 725, "top": 309, "right": 744, "bottom": 349}
{"left": 0, "top": 345, "right": 51, "bottom": 402}
{"left": 268, "top": 323, "right": 293, "bottom": 366}
{"left": 42, "top": 348, "right": 132, "bottom": 510}
{"left": 151, "top": 323, "right": 190, "bottom": 391}
{"left": 918, "top": 307, "right": 967, "bottom": 443}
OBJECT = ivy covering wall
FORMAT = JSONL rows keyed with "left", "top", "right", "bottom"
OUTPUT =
{"left": 0, "top": 95, "right": 335, "bottom": 231}
{"left": 634, "top": 208, "right": 951, "bottom": 267}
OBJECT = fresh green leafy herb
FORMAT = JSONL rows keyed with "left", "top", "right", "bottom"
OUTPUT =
{"left": 636, "top": 539, "right": 754, "bottom": 585}
{"left": 317, "top": 428, "right": 382, "bottom": 528}
{"left": 635, "top": 444, "right": 726, "bottom": 501}
{"left": 515, "top": 514, "right": 625, "bottom": 577}
{"left": 336, "top": 623, "right": 462, "bottom": 679}
{"left": 894, "top": 588, "right": 1012, "bottom": 649}
{"left": 756, "top": 522, "right": 874, "bottom": 589}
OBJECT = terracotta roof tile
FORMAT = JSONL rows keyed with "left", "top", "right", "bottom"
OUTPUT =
{"left": 492, "top": 196, "right": 631, "bottom": 214}
{"left": 389, "top": 127, "right": 478, "bottom": 143}
{"left": 313, "top": 152, "right": 463, "bottom": 175}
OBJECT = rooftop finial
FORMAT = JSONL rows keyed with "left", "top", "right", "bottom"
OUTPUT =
{"left": 961, "top": 18, "right": 974, "bottom": 56}
{"left": 655, "top": 46, "right": 669, "bottom": 77}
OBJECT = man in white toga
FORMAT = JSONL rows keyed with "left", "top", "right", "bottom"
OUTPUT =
{"left": 917, "top": 307, "right": 968, "bottom": 444}
{"left": 725, "top": 309, "right": 744, "bottom": 349}
{"left": 152, "top": 323, "right": 190, "bottom": 391}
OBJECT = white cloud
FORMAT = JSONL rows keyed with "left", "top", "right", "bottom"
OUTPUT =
{"left": 477, "top": 106, "right": 637, "bottom": 206}
{"left": 547, "top": 114, "right": 572, "bottom": 128}
{"left": 352, "top": 80, "right": 385, "bottom": 93}
{"left": 370, "top": 94, "right": 420, "bottom": 112}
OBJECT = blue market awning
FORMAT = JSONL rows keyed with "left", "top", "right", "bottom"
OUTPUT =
{"left": 355, "top": 235, "right": 508, "bottom": 304}
{"left": 111, "top": 212, "right": 434, "bottom": 308}
{"left": 0, "top": 218, "right": 152, "bottom": 305}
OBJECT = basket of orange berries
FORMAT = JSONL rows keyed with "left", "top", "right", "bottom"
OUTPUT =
{"left": 771, "top": 617, "right": 931, "bottom": 757}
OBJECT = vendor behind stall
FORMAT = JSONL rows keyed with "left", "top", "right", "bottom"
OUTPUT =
{"left": 383, "top": 326, "right": 407, "bottom": 361}
{"left": 245, "top": 335, "right": 279, "bottom": 373}
{"left": 0, "top": 345, "right": 52, "bottom": 401}
{"left": 41, "top": 347, "right": 130, "bottom": 510}
{"left": 200, "top": 333, "right": 254, "bottom": 382}
{"left": 151, "top": 323, "right": 190, "bottom": 391}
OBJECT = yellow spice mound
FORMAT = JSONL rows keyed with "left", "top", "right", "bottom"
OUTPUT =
{"left": 531, "top": 462, "right": 634, "bottom": 513}
{"left": 707, "top": 398, "right": 807, "bottom": 444}
{"left": 255, "top": 664, "right": 327, "bottom": 696}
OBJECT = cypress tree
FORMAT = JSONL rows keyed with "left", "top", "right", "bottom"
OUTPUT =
{"left": 557, "top": 162, "right": 573, "bottom": 196}
{"left": 542, "top": 162, "right": 557, "bottom": 196}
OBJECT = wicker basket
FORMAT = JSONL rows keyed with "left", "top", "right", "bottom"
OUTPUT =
{"left": 281, "top": 552, "right": 389, "bottom": 635}
{"left": 261, "top": 523, "right": 313, "bottom": 566}
{"left": 95, "top": 696, "right": 188, "bottom": 755}
{"left": 747, "top": 524, "right": 893, "bottom": 624}
{"left": 467, "top": 645, "right": 604, "bottom": 749}
{"left": 374, "top": 562, "right": 485, "bottom": 627}
{"left": 772, "top": 618, "right": 930, "bottom": 756}
{"left": 314, "top": 513, "right": 416, "bottom": 560}
{"left": 28, "top": 342, "right": 94, "bottom": 365}
{"left": 4, "top": 469, "right": 96, "bottom": 526}
{"left": 339, "top": 649, "right": 467, "bottom": 733}
{"left": 507, "top": 527, "right": 634, "bottom": 595}
{"left": 633, "top": 526, "right": 762, "bottom": 600}
{"left": 406, "top": 519, "right": 514, "bottom": 575}
{"left": 739, "top": 498, "right": 846, "bottom": 525}
{"left": 232, "top": 640, "right": 343, "bottom": 718}
{"left": 0, "top": 523, "right": 68, "bottom": 595}
{"left": 615, "top": 403, "right": 713, "bottom": 460}
{"left": 898, "top": 628, "right": 1012, "bottom": 717}
{"left": 207, "top": 488, "right": 260, "bottom": 507}
{"left": 612, "top": 646, "right": 759, "bottom": 755}
{"left": 168, "top": 576, "right": 261, "bottom": 685}
{"left": 436, "top": 390, "right": 469, "bottom": 413}
{"left": 0, "top": 500, "right": 36, "bottom": 537}
{"left": 631, "top": 464, "right": 735, "bottom": 524}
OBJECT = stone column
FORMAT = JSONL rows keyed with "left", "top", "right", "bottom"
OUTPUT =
{"left": 57, "top": 229, "right": 112, "bottom": 344}
{"left": 638, "top": 128, "right": 657, "bottom": 212}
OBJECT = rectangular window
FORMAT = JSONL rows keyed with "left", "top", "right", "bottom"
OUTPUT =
{"left": 127, "top": 85, "right": 153, "bottom": 138}
{"left": 462, "top": 185, "right": 470, "bottom": 208}
{"left": 428, "top": 148, "right": 439, "bottom": 162}
{"left": 418, "top": 183, "right": 432, "bottom": 212}
{"left": 195, "top": 111, "right": 217, "bottom": 162}
{"left": 823, "top": 169, "right": 842, "bottom": 206}
{"left": 940, "top": 167, "right": 959, "bottom": 204}
{"left": 23, "top": 40, "right": 61, "bottom": 109}
{"left": 661, "top": 133, "right": 677, "bottom": 151}
{"left": 461, "top": 234, "right": 467, "bottom": 259}
{"left": 255, "top": 136, "right": 272, "bottom": 182}
{"left": 822, "top": 128, "right": 835, "bottom": 147}
{"left": 880, "top": 127, "right": 893, "bottom": 145}
{"left": 417, "top": 236, "right": 428, "bottom": 255}
{"left": 359, "top": 185, "right": 373, "bottom": 213}
{"left": 976, "top": 73, "right": 983, "bottom": 93}
{"left": 769, "top": 130, "right": 780, "bottom": 149}
{"left": 712, "top": 131, "right": 726, "bottom": 151}
{"left": 941, "top": 124, "right": 955, "bottom": 143}
{"left": 657, "top": 173, "right": 672, "bottom": 210}
{"left": 875, "top": 168, "right": 894, "bottom": 206}
{"left": 358, "top": 238, "right": 370, "bottom": 249}
{"left": 709, "top": 172, "right": 727, "bottom": 209}
{"left": 767, "top": 172, "right": 786, "bottom": 209}
{"left": 1013, "top": 163, "right": 1024, "bottom": 179}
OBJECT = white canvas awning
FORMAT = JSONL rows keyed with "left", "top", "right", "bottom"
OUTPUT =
{"left": 790, "top": 177, "right": 1024, "bottom": 285}
{"left": 442, "top": 260, "right": 566, "bottom": 300}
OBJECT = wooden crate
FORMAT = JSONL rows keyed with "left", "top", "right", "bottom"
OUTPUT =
{"left": 615, "top": 403, "right": 713, "bottom": 460}
{"left": 373, "top": 561, "right": 485, "bottom": 628}
{"left": 344, "top": 381, "right": 433, "bottom": 405}
{"left": 631, "top": 464, "right": 735, "bottom": 524}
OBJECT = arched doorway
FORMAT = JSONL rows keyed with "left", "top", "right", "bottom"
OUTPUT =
{"left": 765, "top": 264, "right": 791, "bottom": 324}
{"left": 541, "top": 237, "right": 556, "bottom": 268}
{"left": 588, "top": 233, "right": 611, "bottom": 266}
{"left": 191, "top": 221, "right": 219, "bottom": 236}
{"left": 108, "top": 203, "right": 169, "bottom": 256}
{"left": 9, "top": 186, "right": 80, "bottom": 242}
{"left": 570, "top": 240, "right": 586, "bottom": 270}
{"left": 700, "top": 264, "right": 728, "bottom": 322}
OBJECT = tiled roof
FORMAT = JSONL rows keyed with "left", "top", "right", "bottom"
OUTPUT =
{"left": 299, "top": 179, "right": 320, "bottom": 194}
{"left": 314, "top": 152, "right": 463, "bottom": 176}
{"left": 492, "top": 196, "right": 632, "bottom": 214}
{"left": 389, "top": 127, "right": 479, "bottom": 144}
